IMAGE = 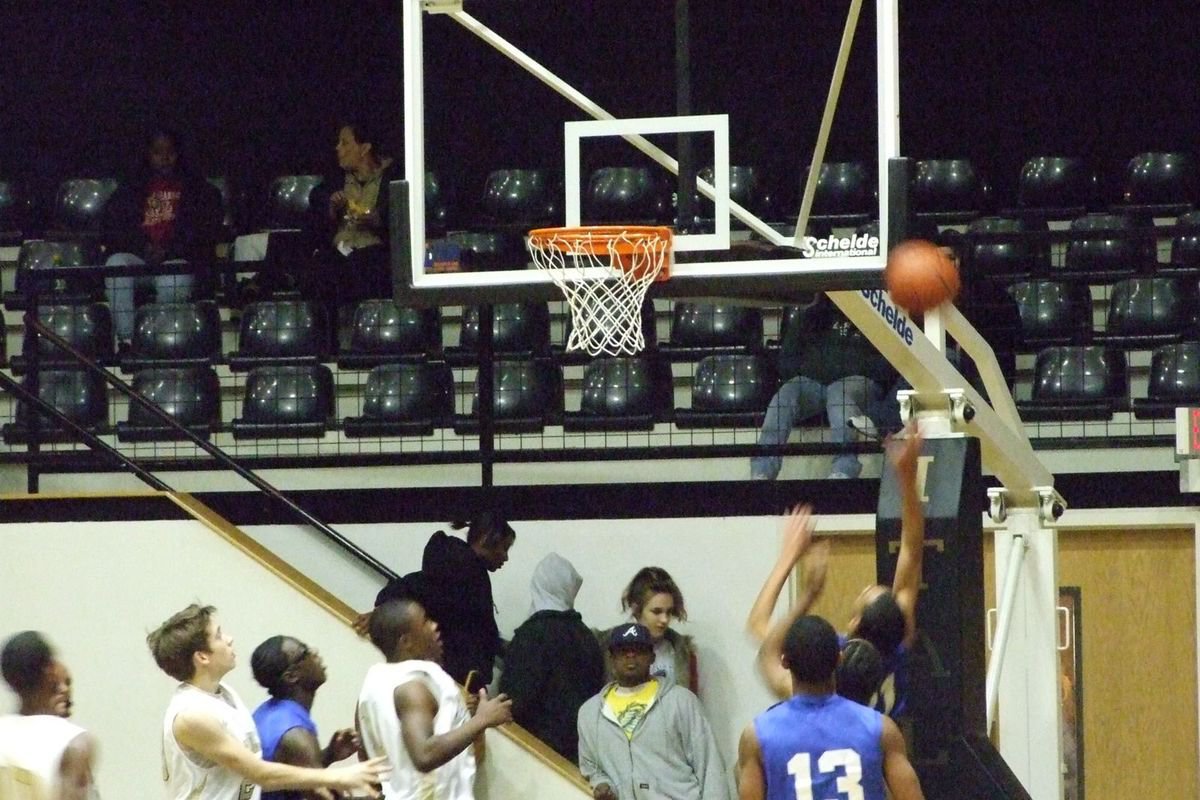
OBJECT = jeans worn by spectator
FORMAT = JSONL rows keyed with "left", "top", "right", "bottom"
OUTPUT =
{"left": 104, "top": 252, "right": 193, "bottom": 341}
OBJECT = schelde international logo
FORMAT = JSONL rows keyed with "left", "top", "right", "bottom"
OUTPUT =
{"left": 799, "top": 232, "right": 880, "bottom": 258}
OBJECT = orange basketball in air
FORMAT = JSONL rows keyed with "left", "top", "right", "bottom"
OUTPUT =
{"left": 884, "top": 239, "right": 960, "bottom": 314}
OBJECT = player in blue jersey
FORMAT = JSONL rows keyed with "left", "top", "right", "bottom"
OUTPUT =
{"left": 736, "top": 615, "right": 923, "bottom": 800}
{"left": 747, "top": 427, "right": 924, "bottom": 715}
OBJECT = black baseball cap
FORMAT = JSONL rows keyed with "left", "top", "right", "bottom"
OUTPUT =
{"left": 609, "top": 623, "right": 654, "bottom": 651}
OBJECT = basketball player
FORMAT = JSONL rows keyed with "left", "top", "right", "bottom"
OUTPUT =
{"left": 147, "top": 604, "right": 388, "bottom": 800}
{"left": 747, "top": 425, "right": 924, "bottom": 713}
{"left": 0, "top": 631, "right": 96, "bottom": 800}
{"left": 357, "top": 598, "right": 512, "bottom": 800}
{"left": 736, "top": 615, "right": 923, "bottom": 800}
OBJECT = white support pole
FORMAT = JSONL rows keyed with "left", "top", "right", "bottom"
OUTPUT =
{"left": 403, "top": 0, "right": 429, "bottom": 282}
{"left": 993, "top": 508, "right": 1063, "bottom": 798}
{"left": 985, "top": 532, "right": 1026, "bottom": 731}
{"left": 445, "top": 10, "right": 787, "bottom": 246}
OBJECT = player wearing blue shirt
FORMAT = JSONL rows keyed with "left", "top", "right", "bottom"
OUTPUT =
{"left": 736, "top": 615, "right": 923, "bottom": 800}
{"left": 747, "top": 427, "right": 924, "bottom": 716}
{"left": 250, "top": 636, "right": 361, "bottom": 800}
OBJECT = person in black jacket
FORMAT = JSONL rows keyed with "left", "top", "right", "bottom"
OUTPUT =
{"left": 367, "top": 512, "right": 516, "bottom": 687}
{"left": 751, "top": 294, "right": 899, "bottom": 480}
{"left": 499, "top": 553, "right": 604, "bottom": 762}
{"left": 102, "top": 128, "right": 222, "bottom": 343}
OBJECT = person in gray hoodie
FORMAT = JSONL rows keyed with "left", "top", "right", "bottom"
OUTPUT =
{"left": 577, "top": 623, "right": 730, "bottom": 800}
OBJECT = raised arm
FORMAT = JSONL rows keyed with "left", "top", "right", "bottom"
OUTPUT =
{"left": 881, "top": 716, "right": 925, "bottom": 800}
{"left": 735, "top": 724, "right": 766, "bottom": 800}
{"left": 173, "top": 710, "right": 387, "bottom": 797}
{"left": 395, "top": 683, "right": 511, "bottom": 773}
{"left": 746, "top": 504, "right": 818, "bottom": 643}
{"left": 752, "top": 506, "right": 829, "bottom": 699}
{"left": 888, "top": 425, "right": 925, "bottom": 647}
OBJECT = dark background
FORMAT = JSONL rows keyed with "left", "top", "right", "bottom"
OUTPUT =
{"left": 2, "top": 0, "right": 1198, "bottom": 224}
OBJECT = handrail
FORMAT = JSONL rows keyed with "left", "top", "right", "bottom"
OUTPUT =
{"left": 0, "top": 369, "right": 172, "bottom": 491}
{"left": 20, "top": 314, "right": 399, "bottom": 583}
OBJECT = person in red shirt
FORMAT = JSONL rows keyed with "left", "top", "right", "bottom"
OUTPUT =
{"left": 102, "top": 128, "right": 222, "bottom": 343}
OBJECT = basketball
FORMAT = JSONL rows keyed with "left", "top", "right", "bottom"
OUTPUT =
{"left": 884, "top": 239, "right": 960, "bottom": 314}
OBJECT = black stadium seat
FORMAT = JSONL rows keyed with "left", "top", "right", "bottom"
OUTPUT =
{"left": 1008, "top": 280, "right": 1093, "bottom": 349}
{"left": 910, "top": 159, "right": 988, "bottom": 223}
{"left": 343, "top": 362, "right": 454, "bottom": 437}
{"left": 231, "top": 364, "right": 334, "bottom": 439}
{"left": 228, "top": 300, "right": 327, "bottom": 370}
{"left": 673, "top": 353, "right": 778, "bottom": 428}
{"left": 563, "top": 356, "right": 673, "bottom": 432}
{"left": 10, "top": 302, "right": 114, "bottom": 374}
{"left": 453, "top": 359, "right": 564, "bottom": 435}
{"left": 1097, "top": 277, "right": 1196, "bottom": 347}
{"left": 1133, "top": 341, "right": 1200, "bottom": 419}
{"left": 1014, "top": 156, "right": 1094, "bottom": 217}
{"left": 1017, "top": 346, "right": 1127, "bottom": 421}
{"left": 265, "top": 175, "right": 324, "bottom": 230}
{"left": 121, "top": 301, "right": 222, "bottom": 372}
{"left": 117, "top": 367, "right": 221, "bottom": 442}
{"left": 480, "top": 169, "right": 559, "bottom": 227}
{"left": 661, "top": 303, "right": 763, "bottom": 359}
{"left": 3, "top": 369, "right": 109, "bottom": 444}
{"left": 7, "top": 239, "right": 96, "bottom": 310}
{"left": 584, "top": 167, "right": 670, "bottom": 225}
{"left": 965, "top": 216, "right": 1050, "bottom": 280}
{"left": 49, "top": 178, "right": 118, "bottom": 236}
{"left": 1118, "top": 151, "right": 1196, "bottom": 214}
{"left": 338, "top": 300, "right": 441, "bottom": 368}
{"left": 1062, "top": 213, "right": 1155, "bottom": 280}
{"left": 810, "top": 161, "right": 874, "bottom": 222}
{"left": 449, "top": 303, "right": 551, "bottom": 364}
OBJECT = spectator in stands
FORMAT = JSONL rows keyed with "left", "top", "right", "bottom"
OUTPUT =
{"left": 499, "top": 553, "right": 605, "bottom": 762}
{"left": 600, "top": 567, "right": 698, "bottom": 693}
{"left": 577, "top": 623, "right": 730, "bottom": 800}
{"left": 102, "top": 127, "right": 223, "bottom": 343}
{"left": 751, "top": 293, "right": 898, "bottom": 480}
{"left": 302, "top": 118, "right": 403, "bottom": 337}
{"left": 250, "top": 635, "right": 361, "bottom": 800}
{"left": 368, "top": 512, "right": 517, "bottom": 686}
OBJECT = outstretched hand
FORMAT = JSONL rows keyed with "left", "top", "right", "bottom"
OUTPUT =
{"left": 801, "top": 539, "right": 830, "bottom": 597}
{"left": 885, "top": 422, "right": 922, "bottom": 483}
{"left": 353, "top": 611, "right": 373, "bottom": 638}
{"left": 778, "top": 504, "right": 816, "bottom": 568}
{"left": 331, "top": 755, "right": 389, "bottom": 798}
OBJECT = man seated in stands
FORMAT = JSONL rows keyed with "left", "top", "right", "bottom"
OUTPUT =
{"left": 102, "top": 127, "right": 223, "bottom": 345}
{"left": 358, "top": 598, "right": 512, "bottom": 800}
{"left": 752, "top": 293, "right": 898, "bottom": 480}
{"left": 0, "top": 631, "right": 96, "bottom": 800}
{"left": 577, "top": 623, "right": 730, "bottom": 800}
{"left": 147, "top": 603, "right": 387, "bottom": 799}
{"left": 250, "top": 635, "right": 361, "bottom": 800}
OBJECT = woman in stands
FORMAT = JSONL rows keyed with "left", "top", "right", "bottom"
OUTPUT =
{"left": 102, "top": 127, "right": 222, "bottom": 344}
{"left": 601, "top": 567, "right": 699, "bottom": 693}
{"left": 302, "top": 117, "right": 403, "bottom": 338}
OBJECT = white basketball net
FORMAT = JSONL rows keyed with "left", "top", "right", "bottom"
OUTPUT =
{"left": 528, "top": 227, "right": 670, "bottom": 357}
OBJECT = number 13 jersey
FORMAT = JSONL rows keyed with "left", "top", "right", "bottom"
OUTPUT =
{"left": 754, "top": 694, "right": 886, "bottom": 800}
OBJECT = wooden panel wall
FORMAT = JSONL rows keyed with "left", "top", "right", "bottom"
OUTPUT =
{"left": 813, "top": 526, "right": 1197, "bottom": 799}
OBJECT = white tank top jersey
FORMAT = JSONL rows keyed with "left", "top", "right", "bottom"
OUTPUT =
{"left": 0, "top": 714, "right": 88, "bottom": 800}
{"left": 161, "top": 682, "right": 262, "bottom": 800}
{"left": 357, "top": 660, "right": 476, "bottom": 800}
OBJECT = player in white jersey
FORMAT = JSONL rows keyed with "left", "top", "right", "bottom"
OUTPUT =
{"left": 147, "top": 604, "right": 389, "bottom": 800}
{"left": 357, "top": 599, "right": 512, "bottom": 800}
{"left": 0, "top": 631, "right": 96, "bottom": 800}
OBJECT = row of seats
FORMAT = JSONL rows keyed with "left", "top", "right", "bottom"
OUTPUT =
{"left": 962, "top": 211, "right": 1200, "bottom": 281}
{"left": 6, "top": 337, "right": 1198, "bottom": 446}
{"left": 0, "top": 352, "right": 779, "bottom": 444}
{"left": 8, "top": 299, "right": 780, "bottom": 374}
{"left": 4, "top": 151, "right": 1195, "bottom": 248}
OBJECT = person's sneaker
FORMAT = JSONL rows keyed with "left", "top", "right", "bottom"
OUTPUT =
{"left": 847, "top": 415, "right": 879, "bottom": 441}
{"left": 828, "top": 471, "right": 853, "bottom": 479}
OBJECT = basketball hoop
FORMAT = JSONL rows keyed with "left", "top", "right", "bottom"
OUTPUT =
{"left": 527, "top": 225, "right": 672, "bottom": 357}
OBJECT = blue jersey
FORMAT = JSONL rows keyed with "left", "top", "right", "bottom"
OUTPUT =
{"left": 252, "top": 698, "right": 319, "bottom": 800}
{"left": 754, "top": 694, "right": 886, "bottom": 800}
